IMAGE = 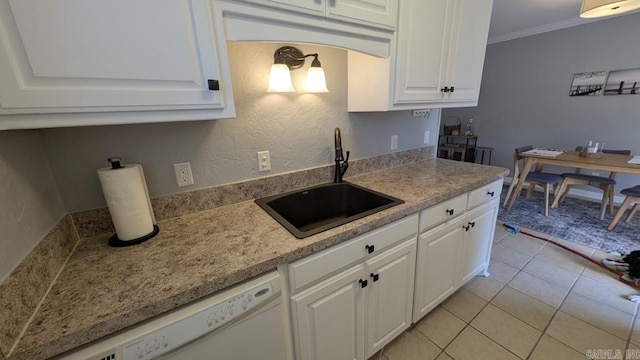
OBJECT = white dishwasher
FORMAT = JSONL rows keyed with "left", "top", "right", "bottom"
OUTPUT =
{"left": 58, "top": 270, "right": 290, "bottom": 360}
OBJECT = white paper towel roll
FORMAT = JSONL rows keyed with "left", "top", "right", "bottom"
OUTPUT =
{"left": 98, "top": 164, "right": 156, "bottom": 241}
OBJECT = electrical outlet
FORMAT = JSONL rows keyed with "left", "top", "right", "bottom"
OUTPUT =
{"left": 412, "top": 109, "right": 430, "bottom": 117}
{"left": 391, "top": 135, "right": 398, "bottom": 150}
{"left": 423, "top": 130, "right": 430, "bottom": 144}
{"left": 258, "top": 151, "right": 271, "bottom": 172}
{"left": 173, "top": 162, "right": 194, "bottom": 187}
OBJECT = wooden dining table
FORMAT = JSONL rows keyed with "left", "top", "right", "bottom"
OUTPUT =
{"left": 505, "top": 150, "right": 640, "bottom": 211}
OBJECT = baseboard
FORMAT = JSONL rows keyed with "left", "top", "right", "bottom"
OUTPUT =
{"left": 504, "top": 176, "right": 626, "bottom": 205}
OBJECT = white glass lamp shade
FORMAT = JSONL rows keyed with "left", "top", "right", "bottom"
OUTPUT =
{"left": 267, "top": 64, "right": 295, "bottom": 92}
{"left": 580, "top": 0, "right": 640, "bottom": 18}
{"left": 304, "top": 67, "right": 329, "bottom": 93}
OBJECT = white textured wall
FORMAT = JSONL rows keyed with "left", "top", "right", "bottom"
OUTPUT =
{"left": 443, "top": 12, "right": 640, "bottom": 194}
{"left": 0, "top": 130, "right": 65, "bottom": 283}
{"left": 41, "top": 42, "right": 441, "bottom": 212}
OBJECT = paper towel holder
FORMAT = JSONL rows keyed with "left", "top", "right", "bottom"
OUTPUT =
{"left": 109, "top": 225, "right": 160, "bottom": 247}
{"left": 101, "top": 157, "right": 160, "bottom": 247}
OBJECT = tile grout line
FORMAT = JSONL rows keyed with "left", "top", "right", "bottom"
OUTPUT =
{"left": 523, "top": 258, "right": 587, "bottom": 360}
{"left": 439, "top": 237, "right": 549, "bottom": 360}
{"left": 623, "top": 301, "right": 640, "bottom": 360}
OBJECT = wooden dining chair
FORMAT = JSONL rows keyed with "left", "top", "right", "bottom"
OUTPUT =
{"left": 553, "top": 147, "right": 631, "bottom": 220}
{"left": 503, "top": 145, "right": 563, "bottom": 216}
{"left": 607, "top": 185, "right": 640, "bottom": 230}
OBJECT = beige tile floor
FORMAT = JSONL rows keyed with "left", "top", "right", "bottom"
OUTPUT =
{"left": 377, "top": 222, "right": 640, "bottom": 360}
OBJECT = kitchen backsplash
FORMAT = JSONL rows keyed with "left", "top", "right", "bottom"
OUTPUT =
{"left": 73, "top": 146, "right": 435, "bottom": 239}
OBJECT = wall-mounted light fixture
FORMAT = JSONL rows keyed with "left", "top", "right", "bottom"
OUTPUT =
{"left": 267, "top": 46, "right": 329, "bottom": 93}
{"left": 580, "top": 0, "right": 640, "bottom": 18}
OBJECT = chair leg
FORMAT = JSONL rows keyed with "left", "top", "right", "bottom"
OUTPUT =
{"left": 558, "top": 184, "right": 572, "bottom": 203}
{"left": 626, "top": 202, "right": 639, "bottom": 223}
{"left": 599, "top": 189, "right": 609, "bottom": 220}
{"left": 608, "top": 186, "right": 615, "bottom": 215}
{"left": 552, "top": 179, "right": 569, "bottom": 209}
{"left": 503, "top": 179, "right": 517, "bottom": 206}
{"left": 525, "top": 184, "right": 535, "bottom": 199}
{"left": 543, "top": 184, "right": 550, "bottom": 216}
{"left": 607, "top": 196, "right": 634, "bottom": 231}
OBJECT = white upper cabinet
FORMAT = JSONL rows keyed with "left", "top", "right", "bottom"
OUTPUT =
{"left": 0, "top": 0, "right": 235, "bottom": 129}
{"left": 235, "top": 0, "right": 398, "bottom": 30}
{"left": 348, "top": 0, "right": 493, "bottom": 111}
{"left": 440, "top": 0, "right": 493, "bottom": 103}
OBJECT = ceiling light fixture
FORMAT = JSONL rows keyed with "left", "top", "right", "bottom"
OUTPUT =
{"left": 267, "top": 46, "right": 329, "bottom": 93}
{"left": 580, "top": 0, "right": 640, "bottom": 18}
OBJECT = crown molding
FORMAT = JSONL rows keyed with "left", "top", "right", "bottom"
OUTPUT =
{"left": 487, "top": 17, "right": 595, "bottom": 44}
{"left": 488, "top": 9, "right": 640, "bottom": 45}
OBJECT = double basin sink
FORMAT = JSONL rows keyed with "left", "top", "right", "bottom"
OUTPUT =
{"left": 255, "top": 182, "right": 404, "bottom": 238}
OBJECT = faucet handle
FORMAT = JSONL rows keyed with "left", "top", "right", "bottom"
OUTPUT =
{"left": 345, "top": 151, "right": 350, "bottom": 162}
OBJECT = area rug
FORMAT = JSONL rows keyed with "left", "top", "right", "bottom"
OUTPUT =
{"left": 498, "top": 187, "right": 639, "bottom": 254}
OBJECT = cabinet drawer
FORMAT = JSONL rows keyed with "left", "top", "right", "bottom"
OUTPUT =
{"left": 467, "top": 179, "right": 503, "bottom": 210}
{"left": 288, "top": 214, "right": 418, "bottom": 293}
{"left": 419, "top": 194, "right": 467, "bottom": 233}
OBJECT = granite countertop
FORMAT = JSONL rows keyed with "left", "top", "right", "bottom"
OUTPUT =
{"left": 11, "top": 159, "right": 508, "bottom": 359}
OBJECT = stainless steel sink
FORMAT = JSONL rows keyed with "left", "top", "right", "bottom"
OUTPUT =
{"left": 255, "top": 182, "right": 404, "bottom": 239}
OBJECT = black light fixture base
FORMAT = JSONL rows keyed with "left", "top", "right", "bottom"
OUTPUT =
{"left": 274, "top": 46, "right": 306, "bottom": 70}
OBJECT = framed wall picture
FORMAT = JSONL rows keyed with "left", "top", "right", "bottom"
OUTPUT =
{"left": 604, "top": 68, "right": 640, "bottom": 95}
{"left": 569, "top": 71, "right": 607, "bottom": 96}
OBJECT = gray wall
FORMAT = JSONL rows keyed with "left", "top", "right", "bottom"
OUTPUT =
{"left": 1, "top": 42, "right": 440, "bottom": 281}
{"left": 0, "top": 130, "right": 65, "bottom": 283}
{"left": 443, "top": 12, "right": 640, "bottom": 196}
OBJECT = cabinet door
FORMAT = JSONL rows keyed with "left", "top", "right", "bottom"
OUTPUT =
{"left": 413, "top": 216, "right": 465, "bottom": 322}
{"left": 291, "top": 264, "right": 366, "bottom": 360}
{"left": 365, "top": 238, "right": 416, "bottom": 357}
{"left": 0, "top": 0, "right": 228, "bottom": 114}
{"left": 442, "top": 0, "right": 493, "bottom": 102}
{"left": 328, "top": 0, "right": 398, "bottom": 29}
{"left": 459, "top": 199, "right": 498, "bottom": 284}
{"left": 393, "top": 0, "right": 451, "bottom": 104}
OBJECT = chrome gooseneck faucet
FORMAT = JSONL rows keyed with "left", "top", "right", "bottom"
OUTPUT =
{"left": 334, "top": 127, "right": 350, "bottom": 183}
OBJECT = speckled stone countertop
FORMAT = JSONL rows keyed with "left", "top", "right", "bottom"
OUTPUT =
{"left": 10, "top": 159, "right": 507, "bottom": 359}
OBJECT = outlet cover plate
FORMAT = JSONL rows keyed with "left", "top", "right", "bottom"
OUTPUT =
{"left": 174, "top": 162, "right": 194, "bottom": 187}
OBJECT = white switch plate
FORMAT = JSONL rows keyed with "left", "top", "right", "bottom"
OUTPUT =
{"left": 173, "top": 162, "right": 194, "bottom": 187}
{"left": 258, "top": 151, "right": 271, "bottom": 172}
{"left": 391, "top": 135, "right": 398, "bottom": 150}
{"left": 423, "top": 130, "right": 430, "bottom": 144}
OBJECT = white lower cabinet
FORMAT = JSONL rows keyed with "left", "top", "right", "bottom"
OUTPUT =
{"left": 291, "top": 238, "right": 416, "bottom": 360}
{"left": 413, "top": 216, "right": 466, "bottom": 321}
{"left": 365, "top": 239, "right": 416, "bottom": 357}
{"left": 291, "top": 263, "right": 366, "bottom": 360}
{"left": 459, "top": 200, "right": 499, "bottom": 284}
{"left": 288, "top": 179, "right": 504, "bottom": 357}
{"left": 288, "top": 215, "right": 418, "bottom": 360}
{"left": 413, "top": 179, "right": 502, "bottom": 323}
